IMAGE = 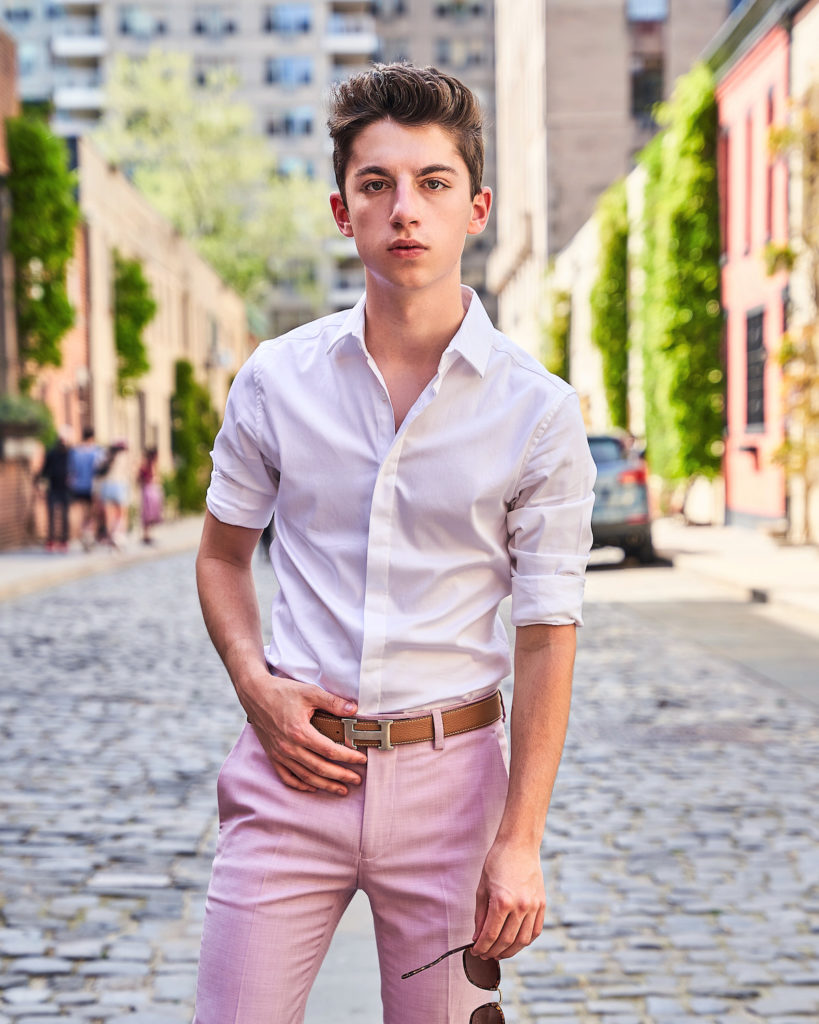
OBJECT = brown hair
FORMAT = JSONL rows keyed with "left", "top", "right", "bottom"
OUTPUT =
{"left": 328, "top": 62, "right": 484, "bottom": 205}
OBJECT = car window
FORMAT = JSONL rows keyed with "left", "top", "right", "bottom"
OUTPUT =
{"left": 588, "top": 437, "right": 625, "bottom": 464}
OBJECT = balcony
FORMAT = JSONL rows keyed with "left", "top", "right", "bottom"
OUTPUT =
{"left": 51, "top": 31, "right": 107, "bottom": 60}
{"left": 323, "top": 14, "right": 378, "bottom": 57}
{"left": 54, "top": 85, "right": 105, "bottom": 111}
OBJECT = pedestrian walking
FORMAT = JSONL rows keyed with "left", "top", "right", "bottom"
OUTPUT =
{"left": 193, "top": 63, "right": 596, "bottom": 1024}
{"left": 96, "top": 440, "right": 130, "bottom": 548}
{"left": 137, "top": 447, "right": 163, "bottom": 544}
{"left": 67, "top": 425, "right": 102, "bottom": 550}
{"left": 37, "top": 427, "right": 72, "bottom": 552}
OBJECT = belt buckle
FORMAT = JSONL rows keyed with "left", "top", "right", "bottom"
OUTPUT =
{"left": 342, "top": 717, "right": 394, "bottom": 751}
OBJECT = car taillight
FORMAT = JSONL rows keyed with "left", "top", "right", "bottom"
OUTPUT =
{"left": 618, "top": 466, "right": 646, "bottom": 485}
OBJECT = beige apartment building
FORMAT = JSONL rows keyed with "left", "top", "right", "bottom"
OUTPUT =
{"left": 3, "top": 0, "right": 498, "bottom": 328}
{"left": 489, "top": 0, "right": 733, "bottom": 355}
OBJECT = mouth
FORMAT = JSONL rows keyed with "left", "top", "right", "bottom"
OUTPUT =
{"left": 388, "top": 240, "right": 427, "bottom": 253}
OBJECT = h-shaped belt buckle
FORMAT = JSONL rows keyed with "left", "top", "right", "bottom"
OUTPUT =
{"left": 342, "top": 717, "right": 394, "bottom": 750}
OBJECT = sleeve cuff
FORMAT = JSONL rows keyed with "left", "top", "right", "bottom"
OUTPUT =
{"left": 510, "top": 573, "right": 586, "bottom": 627}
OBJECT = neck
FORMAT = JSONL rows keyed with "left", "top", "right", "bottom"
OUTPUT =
{"left": 363, "top": 276, "right": 469, "bottom": 367}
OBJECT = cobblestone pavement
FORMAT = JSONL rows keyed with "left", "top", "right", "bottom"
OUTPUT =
{"left": 2, "top": 551, "right": 818, "bottom": 1023}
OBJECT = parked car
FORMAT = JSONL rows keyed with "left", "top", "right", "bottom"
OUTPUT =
{"left": 587, "top": 434, "right": 654, "bottom": 563}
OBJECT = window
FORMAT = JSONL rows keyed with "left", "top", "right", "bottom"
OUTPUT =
{"left": 267, "top": 106, "right": 314, "bottom": 137}
{"left": 18, "top": 40, "right": 39, "bottom": 76}
{"left": 744, "top": 109, "right": 753, "bottom": 253}
{"left": 435, "top": 1, "right": 486, "bottom": 16}
{"left": 264, "top": 3, "right": 312, "bottom": 33}
{"left": 193, "top": 4, "right": 236, "bottom": 36}
{"left": 627, "top": 0, "right": 668, "bottom": 19}
{"left": 119, "top": 5, "right": 166, "bottom": 38}
{"left": 265, "top": 55, "right": 313, "bottom": 87}
{"left": 372, "top": 0, "right": 407, "bottom": 15}
{"left": 435, "top": 36, "right": 486, "bottom": 68}
{"left": 718, "top": 128, "right": 730, "bottom": 256}
{"left": 631, "top": 55, "right": 663, "bottom": 122}
{"left": 746, "top": 310, "right": 765, "bottom": 428}
{"left": 3, "top": 5, "right": 34, "bottom": 23}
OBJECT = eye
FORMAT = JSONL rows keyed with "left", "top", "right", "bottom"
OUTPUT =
{"left": 362, "top": 180, "right": 388, "bottom": 192}
{"left": 424, "top": 179, "right": 448, "bottom": 191}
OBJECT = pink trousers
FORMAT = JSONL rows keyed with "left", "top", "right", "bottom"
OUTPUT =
{"left": 192, "top": 713, "right": 509, "bottom": 1024}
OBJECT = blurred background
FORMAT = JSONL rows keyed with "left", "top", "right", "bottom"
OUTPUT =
{"left": 1, "top": 3, "right": 819, "bottom": 1023}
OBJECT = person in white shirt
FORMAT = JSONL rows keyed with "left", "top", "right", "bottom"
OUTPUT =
{"left": 193, "top": 63, "right": 596, "bottom": 1024}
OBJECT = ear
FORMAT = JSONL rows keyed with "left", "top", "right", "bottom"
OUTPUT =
{"left": 330, "top": 192, "right": 354, "bottom": 237}
{"left": 466, "top": 186, "right": 492, "bottom": 236}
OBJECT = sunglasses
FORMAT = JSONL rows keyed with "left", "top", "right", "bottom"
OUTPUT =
{"left": 401, "top": 943, "right": 504, "bottom": 1023}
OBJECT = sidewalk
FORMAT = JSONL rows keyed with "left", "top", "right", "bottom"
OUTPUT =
{"left": 651, "top": 515, "right": 819, "bottom": 618}
{"left": 0, "top": 514, "right": 205, "bottom": 602}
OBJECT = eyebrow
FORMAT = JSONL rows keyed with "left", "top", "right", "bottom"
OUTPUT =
{"left": 353, "top": 163, "right": 460, "bottom": 179}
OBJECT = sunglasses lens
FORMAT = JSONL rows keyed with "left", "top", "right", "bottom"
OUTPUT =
{"left": 470, "top": 1004, "right": 504, "bottom": 1024}
{"left": 463, "top": 950, "right": 501, "bottom": 990}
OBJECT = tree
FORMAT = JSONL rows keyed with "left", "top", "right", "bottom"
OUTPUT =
{"left": 590, "top": 179, "right": 630, "bottom": 429}
{"left": 6, "top": 115, "right": 79, "bottom": 389}
{"left": 170, "top": 359, "right": 220, "bottom": 512}
{"left": 637, "top": 64, "right": 724, "bottom": 484}
{"left": 768, "top": 82, "right": 819, "bottom": 543}
{"left": 113, "top": 251, "right": 157, "bottom": 396}
{"left": 93, "top": 51, "right": 329, "bottom": 316}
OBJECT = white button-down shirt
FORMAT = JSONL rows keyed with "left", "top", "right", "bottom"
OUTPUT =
{"left": 207, "top": 288, "right": 596, "bottom": 715}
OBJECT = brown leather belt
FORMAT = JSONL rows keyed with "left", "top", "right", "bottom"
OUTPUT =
{"left": 311, "top": 691, "right": 502, "bottom": 751}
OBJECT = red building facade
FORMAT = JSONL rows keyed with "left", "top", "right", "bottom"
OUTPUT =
{"left": 715, "top": 21, "right": 790, "bottom": 526}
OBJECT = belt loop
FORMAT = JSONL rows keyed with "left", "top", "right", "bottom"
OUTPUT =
{"left": 499, "top": 691, "right": 507, "bottom": 723}
{"left": 432, "top": 708, "right": 445, "bottom": 750}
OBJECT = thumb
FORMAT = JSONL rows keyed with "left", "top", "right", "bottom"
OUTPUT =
{"left": 311, "top": 687, "right": 358, "bottom": 718}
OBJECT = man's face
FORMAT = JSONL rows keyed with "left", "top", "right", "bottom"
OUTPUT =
{"left": 330, "top": 119, "right": 491, "bottom": 295}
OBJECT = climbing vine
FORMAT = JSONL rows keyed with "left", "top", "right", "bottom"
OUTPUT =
{"left": 590, "top": 178, "right": 629, "bottom": 429}
{"left": 6, "top": 114, "right": 79, "bottom": 389}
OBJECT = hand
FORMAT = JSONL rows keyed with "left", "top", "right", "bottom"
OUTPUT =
{"left": 472, "top": 839, "right": 546, "bottom": 960}
{"left": 239, "top": 670, "right": 368, "bottom": 797}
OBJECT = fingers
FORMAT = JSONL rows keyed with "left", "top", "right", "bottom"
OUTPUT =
{"left": 472, "top": 896, "right": 544, "bottom": 960}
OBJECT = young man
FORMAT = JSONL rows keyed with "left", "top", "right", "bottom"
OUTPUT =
{"left": 193, "top": 63, "right": 595, "bottom": 1024}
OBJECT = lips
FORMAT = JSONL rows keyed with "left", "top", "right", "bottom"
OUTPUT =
{"left": 388, "top": 240, "right": 427, "bottom": 251}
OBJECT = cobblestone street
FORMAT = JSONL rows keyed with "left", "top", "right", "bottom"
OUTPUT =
{"left": 1, "top": 549, "right": 818, "bottom": 1023}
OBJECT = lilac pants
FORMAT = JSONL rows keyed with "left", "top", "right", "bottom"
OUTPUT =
{"left": 192, "top": 713, "right": 509, "bottom": 1024}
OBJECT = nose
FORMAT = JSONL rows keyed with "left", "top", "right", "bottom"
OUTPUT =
{"left": 390, "top": 180, "right": 420, "bottom": 228}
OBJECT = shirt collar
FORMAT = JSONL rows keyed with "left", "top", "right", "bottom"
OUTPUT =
{"left": 325, "top": 285, "right": 494, "bottom": 378}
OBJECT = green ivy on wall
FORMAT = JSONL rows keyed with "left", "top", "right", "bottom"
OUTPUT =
{"left": 6, "top": 115, "right": 79, "bottom": 390}
{"left": 543, "top": 287, "right": 571, "bottom": 381}
{"left": 113, "top": 251, "right": 157, "bottom": 396}
{"left": 169, "top": 359, "right": 220, "bottom": 512}
{"left": 637, "top": 63, "right": 724, "bottom": 482}
{"left": 590, "top": 178, "right": 629, "bottom": 430}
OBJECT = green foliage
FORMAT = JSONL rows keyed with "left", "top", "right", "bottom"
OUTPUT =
{"left": 0, "top": 392, "right": 55, "bottom": 441}
{"left": 543, "top": 287, "right": 571, "bottom": 380}
{"left": 169, "top": 359, "right": 220, "bottom": 512}
{"left": 6, "top": 115, "right": 79, "bottom": 389}
{"left": 113, "top": 251, "right": 157, "bottom": 395}
{"left": 590, "top": 179, "right": 629, "bottom": 429}
{"left": 637, "top": 63, "right": 724, "bottom": 481}
{"left": 94, "top": 51, "right": 330, "bottom": 319}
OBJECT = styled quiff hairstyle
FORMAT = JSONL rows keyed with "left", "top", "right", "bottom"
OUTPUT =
{"left": 328, "top": 63, "right": 485, "bottom": 205}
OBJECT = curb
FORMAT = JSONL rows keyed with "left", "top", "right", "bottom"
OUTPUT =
{"left": 0, "top": 519, "right": 203, "bottom": 603}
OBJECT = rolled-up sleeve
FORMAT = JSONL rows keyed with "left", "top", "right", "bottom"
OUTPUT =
{"left": 206, "top": 351, "right": 279, "bottom": 529}
{"left": 507, "top": 391, "right": 596, "bottom": 627}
